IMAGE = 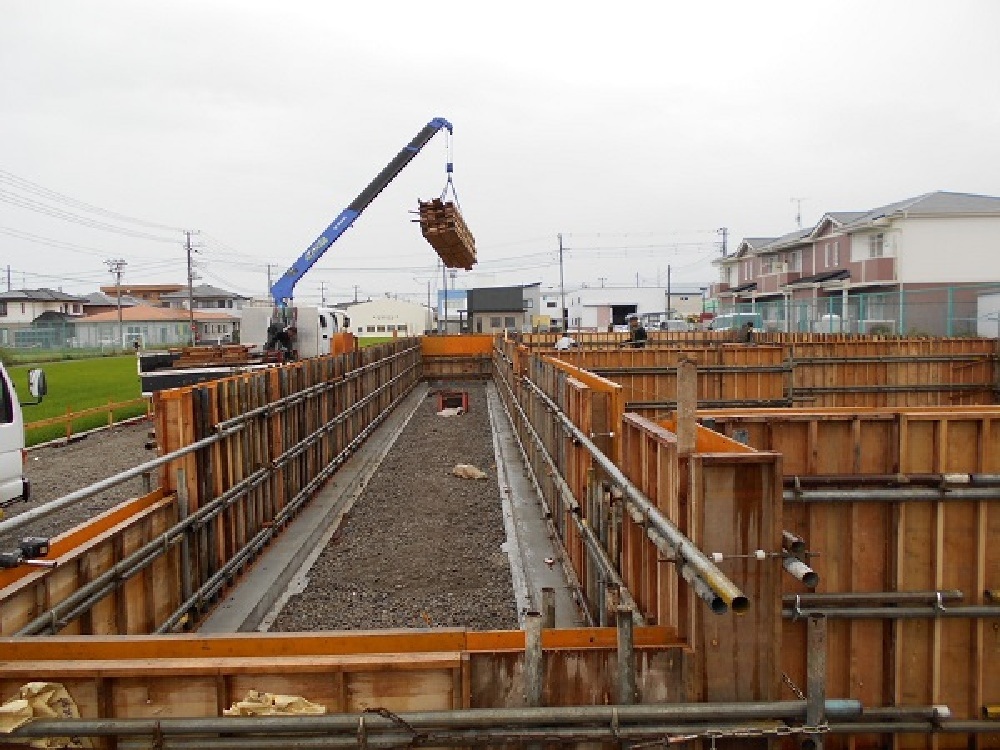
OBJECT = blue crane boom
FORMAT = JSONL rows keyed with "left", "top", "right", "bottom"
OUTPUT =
{"left": 270, "top": 116, "right": 454, "bottom": 307}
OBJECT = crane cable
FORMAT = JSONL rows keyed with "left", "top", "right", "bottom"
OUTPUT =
{"left": 438, "top": 130, "right": 462, "bottom": 210}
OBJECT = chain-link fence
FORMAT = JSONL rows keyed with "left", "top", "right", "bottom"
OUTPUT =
{"left": 719, "top": 283, "right": 1000, "bottom": 337}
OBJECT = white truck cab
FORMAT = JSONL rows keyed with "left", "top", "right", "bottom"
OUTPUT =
{"left": 0, "top": 362, "right": 29, "bottom": 508}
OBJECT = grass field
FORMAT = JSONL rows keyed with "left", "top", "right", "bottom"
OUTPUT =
{"left": 11, "top": 356, "right": 146, "bottom": 446}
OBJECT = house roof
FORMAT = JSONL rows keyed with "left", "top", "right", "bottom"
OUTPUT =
{"left": 729, "top": 282, "right": 758, "bottom": 294}
{"left": 81, "top": 306, "right": 238, "bottom": 323}
{"left": 160, "top": 284, "right": 249, "bottom": 301}
{"left": 83, "top": 291, "right": 144, "bottom": 307}
{"left": 760, "top": 227, "right": 812, "bottom": 252}
{"left": 0, "top": 288, "right": 86, "bottom": 302}
{"left": 840, "top": 191, "right": 1000, "bottom": 230}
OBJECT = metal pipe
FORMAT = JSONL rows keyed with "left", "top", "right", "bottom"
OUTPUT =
{"left": 806, "top": 615, "right": 827, "bottom": 732}
{"left": 680, "top": 563, "right": 728, "bottom": 614}
{"left": 784, "top": 605, "right": 1000, "bottom": 620}
{"left": 493, "top": 366, "right": 643, "bottom": 624}
{"left": 782, "top": 530, "right": 806, "bottom": 554}
{"left": 616, "top": 606, "right": 637, "bottom": 705}
{"left": 783, "top": 556, "right": 820, "bottom": 588}
{"left": 523, "top": 611, "right": 543, "bottom": 708}
{"left": 785, "top": 473, "right": 1000, "bottom": 489}
{"left": 784, "top": 487, "right": 1000, "bottom": 503}
{"left": 781, "top": 590, "right": 963, "bottom": 607}
{"left": 18, "top": 368, "right": 417, "bottom": 636}
{"left": 522, "top": 377, "right": 749, "bottom": 614}
{"left": 9, "top": 701, "right": 866, "bottom": 739}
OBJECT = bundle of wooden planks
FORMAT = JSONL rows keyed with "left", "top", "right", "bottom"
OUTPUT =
{"left": 172, "top": 345, "right": 254, "bottom": 368}
{"left": 418, "top": 198, "right": 476, "bottom": 270}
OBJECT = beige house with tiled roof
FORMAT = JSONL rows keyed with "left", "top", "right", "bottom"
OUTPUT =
{"left": 76, "top": 306, "right": 240, "bottom": 347}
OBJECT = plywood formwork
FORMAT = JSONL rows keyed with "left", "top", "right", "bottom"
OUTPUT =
{"left": 688, "top": 406, "right": 1000, "bottom": 747}
{"left": 420, "top": 334, "right": 493, "bottom": 379}
{"left": 0, "top": 341, "right": 423, "bottom": 638}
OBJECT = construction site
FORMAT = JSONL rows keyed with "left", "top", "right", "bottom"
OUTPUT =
{"left": 0, "top": 328, "right": 998, "bottom": 749}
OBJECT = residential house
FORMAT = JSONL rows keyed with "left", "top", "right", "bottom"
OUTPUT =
{"left": 0, "top": 288, "right": 86, "bottom": 347}
{"left": 82, "top": 291, "right": 145, "bottom": 315}
{"left": 712, "top": 191, "right": 1000, "bottom": 335}
{"left": 467, "top": 283, "right": 541, "bottom": 334}
{"left": 99, "top": 283, "right": 184, "bottom": 306}
{"left": 75, "top": 306, "right": 240, "bottom": 348}
{"left": 160, "top": 284, "right": 250, "bottom": 314}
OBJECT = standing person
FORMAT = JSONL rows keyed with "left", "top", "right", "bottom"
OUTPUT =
{"left": 741, "top": 320, "right": 755, "bottom": 344}
{"left": 626, "top": 314, "right": 647, "bottom": 348}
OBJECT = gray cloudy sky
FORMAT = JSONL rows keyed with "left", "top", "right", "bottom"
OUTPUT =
{"left": 2, "top": 1, "right": 999, "bottom": 306}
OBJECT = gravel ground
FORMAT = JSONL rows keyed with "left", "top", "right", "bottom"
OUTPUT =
{"left": 271, "top": 381, "right": 518, "bottom": 631}
{"left": 0, "top": 420, "right": 160, "bottom": 554}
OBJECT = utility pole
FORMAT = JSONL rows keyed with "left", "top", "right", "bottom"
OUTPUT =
{"left": 105, "top": 258, "right": 127, "bottom": 349}
{"left": 6, "top": 265, "right": 10, "bottom": 291}
{"left": 598, "top": 276, "right": 607, "bottom": 288}
{"left": 353, "top": 285, "right": 360, "bottom": 303}
{"left": 666, "top": 265, "right": 672, "bottom": 320}
{"left": 319, "top": 281, "right": 327, "bottom": 306}
{"left": 558, "top": 233, "right": 567, "bottom": 333}
{"left": 185, "top": 230, "right": 199, "bottom": 346}
{"left": 266, "top": 264, "right": 273, "bottom": 295}
{"left": 441, "top": 261, "right": 448, "bottom": 334}
{"left": 718, "top": 227, "right": 729, "bottom": 257}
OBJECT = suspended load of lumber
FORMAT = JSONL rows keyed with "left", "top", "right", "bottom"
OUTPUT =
{"left": 417, "top": 199, "right": 477, "bottom": 270}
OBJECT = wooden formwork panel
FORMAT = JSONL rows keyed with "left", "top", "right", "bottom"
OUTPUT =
{"left": 0, "top": 628, "right": 683, "bottom": 729}
{"left": 0, "top": 495, "right": 179, "bottom": 636}
{"left": 701, "top": 408, "right": 1000, "bottom": 475}
{"left": 553, "top": 346, "right": 787, "bottom": 408}
{"left": 691, "top": 407, "right": 1000, "bottom": 741}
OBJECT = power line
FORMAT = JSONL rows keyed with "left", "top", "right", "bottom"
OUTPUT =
{"left": 0, "top": 189, "right": 180, "bottom": 242}
{"left": 0, "top": 168, "right": 185, "bottom": 232}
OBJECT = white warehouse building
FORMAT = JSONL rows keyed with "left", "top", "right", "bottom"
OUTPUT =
{"left": 346, "top": 298, "right": 434, "bottom": 338}
{"left": 565, "top": 285, "right": 707, "bottom": 331}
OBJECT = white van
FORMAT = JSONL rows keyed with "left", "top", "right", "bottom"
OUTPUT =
{"left": 0, "top": 362, "right": 29, "bottom": 508}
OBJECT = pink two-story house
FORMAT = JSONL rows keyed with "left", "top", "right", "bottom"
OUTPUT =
{"left": 711, "top": 192, "right": 1000, "bottom": 334}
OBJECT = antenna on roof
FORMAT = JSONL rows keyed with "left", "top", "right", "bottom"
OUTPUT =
{"left": 790, "top": 197, "right": 808, "bottom": 229}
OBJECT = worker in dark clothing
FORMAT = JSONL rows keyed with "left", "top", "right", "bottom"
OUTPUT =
{"left": 741, "top": 320, "right": 755, "bottom": 344}
{"left": 625, "top": 314, "right": 647, "bottom": 348}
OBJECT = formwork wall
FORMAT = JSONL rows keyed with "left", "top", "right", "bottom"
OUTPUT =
{"left": 696, "top": 407, "right": 1000, "bottom": 745}
{"left": 539, "top": 336, "right": 997, "bottom": 409}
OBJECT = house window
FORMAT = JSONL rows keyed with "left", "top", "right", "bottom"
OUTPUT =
{"left": 524, "top": 299, "right": 533, "bottom": 309}
{"left": 366, "top": 325, "right": 376, "bottom": 333}
{"left": 376, "top": 325, "right": 386, "bottom": 332}
{"left": 825, "top": 242, "right": 840, "bottom": 267}
{"left": 20, "top": 303, "right": 25, "bottom": 314}
{"left": 217, "top": 300, "right": 226, "bottom": 308}
{"left": 743, "top": 261, "right": 752, "bottom": 280}
{"left": 787, "top": 250, "right": 801, "bottom": 271}
{"left": 0, "top": 303, "right": 6, "bottom": 317}
{"left": 761, "top": 256, "right": 774, "bottom": 274}
{"left": 504, "top": 316, "right": 516, "bottom": 329}
{"left": 357, "top": 327, "right": 364, "bottom": 334}
{"left": 490, "top": 316, "right": 502, "bottom": 328}
{"left": 546, "top": 301, "right": 557, "bottom": 308}
{"left": 869, "top": 233, "right": 885, "bottom": 258}
{"left": 397, "top": 325, "right": 407, "bottom": 333}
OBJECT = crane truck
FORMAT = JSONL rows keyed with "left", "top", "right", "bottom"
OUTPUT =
{"left": 242, "top": 116, "right": 455, "bottom": 359}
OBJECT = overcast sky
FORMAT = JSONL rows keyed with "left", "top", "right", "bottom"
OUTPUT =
{"left": 2, "top": 1, "right": 999, "bottom": 306}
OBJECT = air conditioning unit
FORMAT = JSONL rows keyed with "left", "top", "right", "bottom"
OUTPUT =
{"left": 858, "top": 319, "right": 896, "bottom": 334}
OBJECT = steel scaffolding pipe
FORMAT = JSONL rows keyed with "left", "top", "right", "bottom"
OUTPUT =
{"left": 494, "top": 364, "right": 643, "bottom": 624}
{"left": 784, "top": 605, "right": 1000, "bottom": 620}
{"left": 784, "top": 486, "right": 1000, "bottom": 503}
{"left": 784, "top": 473, "right": 1000, "bottom": 489}
{"left": 521, "top": 377, "right": 749, "bottom": 614}
{"left": 15, "top": 366, "right": 418, "bottom": 636}
{"left": 783, "top": 555, "right": 820, "bottom": 588}
{"left": 782, "top": 590, "right": 964, "bottom": 607}
{"left": 782, "top": 530, "right": 807, "bottom": 554}
{"left": 8, "top": 700, "right": 866, "bottom": 740}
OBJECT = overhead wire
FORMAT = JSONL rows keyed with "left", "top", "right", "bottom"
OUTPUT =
{"left": 0, "top": 168, "right": 186, "bottom": 232}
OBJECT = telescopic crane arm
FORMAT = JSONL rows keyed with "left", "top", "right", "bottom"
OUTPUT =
{"left": 270, "top": 116, "right": 454, "bottom": 307}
